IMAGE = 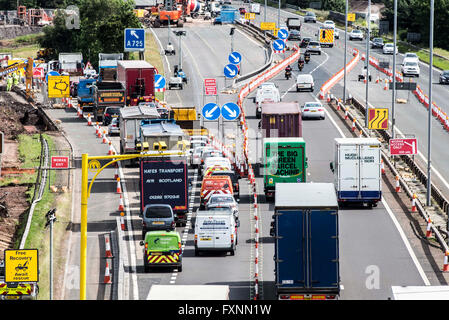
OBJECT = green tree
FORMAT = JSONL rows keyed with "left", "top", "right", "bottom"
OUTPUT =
{"left": 38, "top": 0, "right": 141, "bottom": 67}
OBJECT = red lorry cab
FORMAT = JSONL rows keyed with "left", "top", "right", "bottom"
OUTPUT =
{"left": 117, "top": 60, "right": 156, "bottom": 106}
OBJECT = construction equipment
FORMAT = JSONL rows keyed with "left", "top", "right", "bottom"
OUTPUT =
{"left": 0, "top": 57, "right": 34, "bottom": 98}
{"left": 144, "top": 0, "right": 190, "bottom": 28}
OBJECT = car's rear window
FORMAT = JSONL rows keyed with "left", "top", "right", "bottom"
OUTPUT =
{"left": 106, "top": 108, "right": 121, "bottom": 114}
{"left": 210, "top": 196, "right": 234, "bottom": 204}
{"left": 146, "top": 206, "right": 172, "bottom": 218}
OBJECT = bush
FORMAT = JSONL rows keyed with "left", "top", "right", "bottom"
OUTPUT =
{"left": 398, "top": 29, "right": 407, "bottom": 42}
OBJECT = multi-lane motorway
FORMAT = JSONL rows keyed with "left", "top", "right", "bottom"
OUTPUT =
{"left": 41, "top": 1, "right": 449, "bottom": 300}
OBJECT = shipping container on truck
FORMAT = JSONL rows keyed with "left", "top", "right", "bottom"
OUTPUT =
{"left": 331, "top": 138, "right": 382, "bottom": 207}
{"left": 119, "top": 106, "right": 161, "bottom": 156}
{"left": 140, "top": 156, "right": 189, "bottom": 226}
{"left": 273, "top": 183, "right": 340, "bottom": 300}
{"left": 117, "top": 60, "right": 156, "bottom": 106}
{"left": 98, "top": 53, "right": 124, "bottom": 81}
{"left": 93, "top": 81, "right": 125, "bottom": 122}
{"left": 219, "top": 9, "right": 238, "bottom": 24}
{"left": 261, "top": 102, "right": 302, "bottom": 138}
{"left": 263, "top": 137, "right": 307, "bottom": 200}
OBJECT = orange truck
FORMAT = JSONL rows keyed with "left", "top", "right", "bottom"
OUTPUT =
{"left": 200, "top": 176, "right": 233, "bottom": 209}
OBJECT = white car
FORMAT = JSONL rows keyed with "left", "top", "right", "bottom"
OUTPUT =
{"left": 348, "top": 29, "right": 364, "bottom": 41}
{"left": 323, "top": 20, "right": 339, "bottom": 39}
{"left": 401, "top": 60, "right": 420, "bottom": 77}
{"left": 191, "top": 146, "right": 207, "bottom": 167}
{"left": 301, "top": 101, "right": 325, "bottom": 120}
{"left": 404, "top": 52, "right": 419, "bottom": 63}
{"left": 190, "top": 135, "right": 210, "bottom": 144}
{"left": 383, "top": 43, "right": 398, "bottom": 54}
{"left": 296, "top": 74, "right": 314, "bottom": 92}
{"left": 206, "top": 194, "right": 239, "bottom": 222}
{"left": 255, "top": 84, "right": 280, "bottom": 118}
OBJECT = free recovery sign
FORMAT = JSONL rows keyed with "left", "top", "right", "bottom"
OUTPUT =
{"left": 5, "top": 249, "right": 39, "bottom": 283}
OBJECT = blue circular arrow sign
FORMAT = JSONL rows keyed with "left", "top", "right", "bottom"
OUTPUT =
{"left": 154, "top": 74, "right": 166, "bottom": 89}
{"left": 46, "top": 70, "right": 60, "bottom": 83}
{"left": 224, "top": 64, "right": 239, "bottom": 78}
{"left": 221, "top": 102, "right": 241, "bottom": 121}
{"left": 202, "top": 103, "right": 221, "bottom": 121}
{"left": 277, "top": 29, "right": 289, "bottom": 40}
{"left": 228, "top": 51, "right": 242, "bottom": 65}
{"left": 273, "top": 39, "right": 285, "bottom": 51}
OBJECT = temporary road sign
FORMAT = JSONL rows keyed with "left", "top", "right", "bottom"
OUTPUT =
{"left": 124, "top": 28, "right": 145, "bottom": 52}
{"left": 389, "top": 138, "right": 418, "bottom": 155}
{"left": 260, "top": 22, "right": 276, "bottom": 30}
{"left": 224, "top": 64, "right": 239, "bottom": 78}
{"left": 277, "top": 28, "right": 289, "bottom": 40}
{"left": 347, "top": 13, "right": 356, "bottom": 22}
{"left": 5, "top": 249, "right": 39, "bottom": 283}
{"left": 33, "top": 67, "right": 44, "bottom": 78}
{"left": 202, "top": 103, "right": 221, "bottom": 121}
{"left": 368, "top": 108, "right": 388, "bottom": 130}
{"left": 45, "top": 70, "right": 60, "bottom": 83}
{"left": 51, "top": 156, "right": 69, "bottom": 169}
{"left": 389, "top": 82, "right": 417, "bottom": 90}
{"left": 48, "top": 75, "right": 70, "bottom": 98}
{"left": 245, "top": 12, "right": 255, "bottom": 19}
{"left": 221, "top": 102, "right": 241, "bottom": 121}
{"left": 272, "top": 39, "right": 285, "bottom": 51}
{"left": 204, "top": 78, "right": 217, "bottom": 95}
{"left": 154, "top": 74, "right": 166, "bottom": 89}
{"left": 228, "top": 51, "right": 242, "bottom": 65}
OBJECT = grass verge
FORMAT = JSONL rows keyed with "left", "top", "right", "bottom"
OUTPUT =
{"left": 146, "top": 30, "right": 165, "bottom": 101}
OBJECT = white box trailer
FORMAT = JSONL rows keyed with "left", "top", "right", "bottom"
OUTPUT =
{"left": 250, "top": 3, "right": 260, "bottom": 14}
{"left": 147, "top": 285, "right": 230, "bottom": 300}
{"left": 331, "top": 138, "right": 381, "bottom": 207}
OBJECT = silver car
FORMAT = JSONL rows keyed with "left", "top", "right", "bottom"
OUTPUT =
{"left": 306, "top": 41, "right": 321, "bottom": 55}
{"left": 206, "top": 194, "right": 239, "bottom": 223}
{"left": 107, "top": 117, "right": 120, "bottom": 135}
{"left": 349, "top": 29, "right": 364, "bottom": 41}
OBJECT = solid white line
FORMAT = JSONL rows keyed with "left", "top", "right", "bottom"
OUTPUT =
{"left": 148, "top": 27, "right": 171, "bottom": 74}
{"left": 381, "top": 197, "right": 431, "bottom": 286}
{"left": 321, "top": 92, "right": 431, "bottom": 286}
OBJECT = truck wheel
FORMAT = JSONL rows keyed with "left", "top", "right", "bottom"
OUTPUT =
{"left": 153, "top": 20, "right": 161, "bottom": 28}
{"left": 177, "top": 20, "right": 184, "bottom": 27}
{"left": 142, "top": 230, "right": 146, "bottom": 240}
{"left": 230, "top": 248, "right": 235, "bottom": 256}
{"left": 178, "top": 265, "right": 183, "bottom": 272}
{"left": 195, "top": 249, "right": 200, "bottom": 256}
{"left": 144, "top": 263, "right": 150, "bottom": 273}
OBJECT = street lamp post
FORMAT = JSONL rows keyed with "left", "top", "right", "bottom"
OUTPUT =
{"left": 391, "top": 0, "right": 397, "bottom": 139}
{"left": 174, "top": 30, "right": 186, "bottom": 69}
{"left": 427, "top": 0, "right": 435, "bottom": 207}
{"left": 365, "top": 0, "right": 371, "bottom": 128}
{"left": 264, "top": 0, "right": 267, "bottom": 22}
{"left": 278, "top": 0, "right": 280, "bottom": 28}
{"left": 343, "top": 0, "right": 348, "bottom": 103}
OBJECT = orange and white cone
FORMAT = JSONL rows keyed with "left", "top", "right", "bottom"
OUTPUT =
{"left": 375, "top": 76, "right": 379, "bottom": 84}
{"left": 102, "top": 132, "right": 108, "bottom": 144}
{"left": 395, "top": 175, "right": 401, "bottom": 192}
{"left": 411, "top": 194, "right": 417, "bottom": 212}
{"left": 105, "top": 236, "right": 113, "bottom": 258}
{"left": 384, "top": 79, "right": 388, "bottom": 90}
{"left": 327, "top": 93, "right": 331, "bottom": 102}
{"left": 108, "top": 141, "right": 114, "bottom": 155}
{"left": 76, "top": 107, "right": 81, "bottom": 118}
{"left": 95, "top": 124, "right": 99, "bottom": 136}
{"left": 381, "top": 159, "right": 385, "bottom": 174}
{"left": 425, "top": 218, "right": 432, "bottom": 238}
{"left": 344, "top": 107, "right": 349, "bottom": 120}
{"left": 68, "top": 99, "right": 72, "bottom": 108}
{"left": 443, "top": 251, "right": 449, "bottom": 272}
{"left": 78, "top": 107, "right": 83, "bottom": 119}
{"left": 87, "top": 113, "right": 92, "bottom": 126}
{"left": 116, "top": 177, "right": 122, "bottom": 194}
{"left": 359, "top": 129, "right": 363, "bottom": 137}
{"left": 352, "top": 119, "right": 356, "bottom": 132}
{"left": 120, "top": 216, "right": 125, "bottom": 231}
{"left": 114, "top": 167, "right": 119, "bottom": 180}
{"left": 104, "top": 262, "right": 112, "bottom": 284}
{"left": 337, "top": 102, "right": 341, "bottom": 111}
{"left": 118, "top": 194, "right": 124, "bottom": 211}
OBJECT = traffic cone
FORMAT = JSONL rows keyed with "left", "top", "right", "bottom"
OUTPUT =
{"left": 411, "top": 194, "right": 417, "bottom": 212}
{"left": 108, "top": 141, "right": 114, "bottom": 155}
{"left": 359, "top": 129, "right": 363, "bottom": 137}
{"left": 78, "top": 107, "right": 83, "bottom": 119}
{"left": 443, "top": 251, "right": 449, "bottom": 272}
{"left": 95, "top": 124, "right": 99, "bottom": 136}
{"left": 395, "top": 175, "right": 401, "bottom": 192}
{"left": 384, "top": 79, "right": 388, "bottom": 90}
{"left": 363, "top": 77, "right": 367, "bottom": 84}
{"left": 381, "top": 159, "right": 385, "bottom": 174}
{"left": 87, "top": 113, "right": 92, "bottom": 126}
{"left": 102, "top": 132, "right": 108, "bottom": 144}
{"left": 104, "top": 262, "right": 112, "bottom": 284}
{"left": 344, "top": 107, "right": 349, "bottom": 120}
{"left": 120, "top": 216, "right": 125, "bottom": 231}
{"left": 327, "top": 93, "right": 331, "bottom": 102}
{"left": 114, "top": 167, "right": 119, "bottom": 180}
{"left": 337, "top": 103, "right": 341, "bottom": 111}
{"left": 118, "top": 194, "right": 124, "bottom": 211}
{"left": 105, "top": 237, "right": 113, "bottom": 258}
{"left": 97, "top": 127, "right": 102, "bottom": 138}
{"left": 76, "top": 107, "right": 81, "bottom": 118}
{"left": 375, "top": 76, "right": 380, "bottom": 84}
{"left": 68, "top": 99, "right": 72, "bottom": 108}
{"left": 116, "top": 178, "right": 122, "bottom": 194}
{"left": 351, "top": 119, "right": 356, "bottom": 132}
{"left": 426, "top": 218, "right": 432, "bottom": 238}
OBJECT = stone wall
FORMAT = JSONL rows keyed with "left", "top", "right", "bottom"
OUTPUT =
{"left": 0, "top": 25, "right": 42, "bottom": 40}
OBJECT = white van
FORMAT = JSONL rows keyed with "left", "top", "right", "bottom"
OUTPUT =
{"left": 255, "top": 85, "right": 281, "bottom": 118}
{"left": 296, "top": 73, "right": 314, "bottom": 92}
{"left": 194, "top": 213, "right": 237, "bottom": 256}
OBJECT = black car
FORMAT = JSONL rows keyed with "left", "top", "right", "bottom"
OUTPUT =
{"left": 288, "top": 30, "right": 301, "bottom": 41}
{"left": 300, "top": 37, "right": 311, "bottom": 48}
{"left": 103, "top": 107, "right": 121, "bottom": 126}
{"left": 440, "top": 70, "right": 449, "bottom": 84}
{"left": 371, "top": 37, "right": 384, "bottom": 49}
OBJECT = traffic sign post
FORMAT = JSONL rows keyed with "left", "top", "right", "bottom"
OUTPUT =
{"left": 228, "top": 52, "right": 242, "bottom": 65}
{"left": 154, "top": 74, "right": 166, "bottom": 92}
{"left": 389, "top": 138, "right": 418, "bottom": 155}
{"left": 368, "top": 108, "right": 389, "bottom": 129}
{"left": 204, "top": 78, "right": 217, "bottom": 96}
{"left": 4, "top": 249, "right": 39, "bottom": 283}
{"left": 51, "top": 156, "right": 69, "bottom": 169}
{"left": 277, "top": 28, "right": 289, "bottom": 40}
{"left": 124, "top": 28, "right": 145, "bottom": 52}
{"left": 48, "top": 75, "right": 70, "bottom": 98}
{"left": 260, "top": 22, "right": 276, "bottom": 31}
{"left": 347, "top": 13, "right": 355, "bottom": 22}
{"left": 245, "top": 12, "right": 255, "bottom": 20}
{"left": 202, "top": 103, "right": 221, "bottom": 121}
{"left": 272, "top": 39, "right": 285, "bottom": 52}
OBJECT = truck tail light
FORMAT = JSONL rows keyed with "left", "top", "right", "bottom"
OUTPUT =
{"left": 194, "top": 234, "right": 197, "bottom": 244}
{"left": 171, "top": 221, "right": 175, "bottom": 228}
{"left": 104, "top": 113, "right": 109, "bottom": 117}
{"left": 178, "top": 242, "right": 182, "bottom": 249}
{"left": 279, "top": 294, "right": 294, "bottom": 300}
{"left": 318, "top": 108, "right": 324, "bottom": 111}
{"left": 303, "top": 109, "right": 309, "bottom": 111}
{"left": 142, "top": 221, "right": 146, "bottom": 227}
{"left": 145, "top": 243, "right": 148, "bottom": 250}
{"left": 231, "top": 234, "right": 234, "bottom": 243}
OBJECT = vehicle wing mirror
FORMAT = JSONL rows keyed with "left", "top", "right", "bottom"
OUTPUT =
{"left": 139, "top": 241, "right": 144, "bottom": 246}
{"left": 330, "top": 161, "right": 334, "bottom": 173}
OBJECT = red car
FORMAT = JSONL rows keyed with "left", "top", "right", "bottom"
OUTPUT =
{"left": 239, "top": 7, "right": 246, "bottom": 14}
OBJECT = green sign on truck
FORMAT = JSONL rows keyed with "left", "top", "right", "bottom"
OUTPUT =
{"left": 263, "top": 137, "right": 307, "bottom": 200}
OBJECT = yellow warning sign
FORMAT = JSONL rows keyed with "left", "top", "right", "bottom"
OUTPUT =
{"left": 5, "top": 249, "right": 39, "bottom": 283}
{"left": 368, "top": 108, "right": 389, "bottom": 130}
{"left": 319, "top": 28, "right": 334, "bottom": 45}
{"left": 260, "top": 22, "right": 276, "bottom": 31}
{"left": 88, "top": 160, "right": 101, "bottom": 173}
{"left": 273, "top": 28, "right": 279, "bottom": 37}
{"left": 48, "top": 75, "right": 70, "bottom": 98}
{"left": 245, "top": 12, "right": 255, "bottom": 20}
{"left": 347, "top": 13, "right": 356, "bottom": 22}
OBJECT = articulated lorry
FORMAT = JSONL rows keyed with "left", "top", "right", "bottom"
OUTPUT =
{"left": 263, "top": 137, "right": 307, "bottom": 200}
{"left": 272, "top": 183, "right": 340, "bottom": 300}
{"left": 330, "top": 138, "right": 382, "bottom": 207}
{"left": 117, "top": 60, "right": 156, "bottom": 106}
{"left": 140, "top": 156, "right": 189, "bottom": 226}
{"left": 98, "top": 53, "right": 124, "bottom": 81}
{"left": 58, "top": 52, "right": 84, "bottom": 76}
{"left": 76, "top": 78, "right": 97, "bottom": 112}
{"left": 93, "top": 81, "right": 125, "bottom": 122}
{"left": 261, "top": 102, "right": 302, "bottom": 138}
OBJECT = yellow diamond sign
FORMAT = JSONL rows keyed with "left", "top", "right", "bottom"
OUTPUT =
{"left": 5, "top": 249, "right": 39, "bottom": 283}
{"left": 48, "top": 75, "right": 70, "bottom": 98}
